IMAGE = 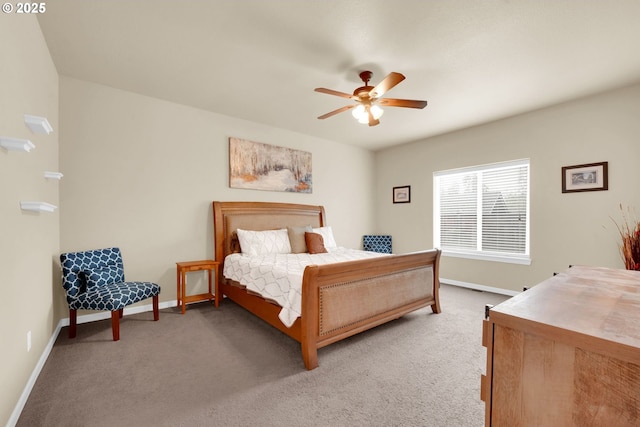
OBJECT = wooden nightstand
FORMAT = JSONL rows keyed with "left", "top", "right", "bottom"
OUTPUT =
{"left": 176, "top": 260, "right": 220, "bottom": 314}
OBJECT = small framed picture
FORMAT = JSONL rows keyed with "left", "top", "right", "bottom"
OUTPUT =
{"left": 561, "top": 161, "right": 608, "bottom": 193}
{"left": 393, "top": 186, "right": 411, "bottom": 203}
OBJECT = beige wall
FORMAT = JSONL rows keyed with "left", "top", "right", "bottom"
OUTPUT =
{"left": 375, "top": 84, "right": 640, "bottom": 292}
{"left": 0, "top": 16, "right": 59, "bottom": 425}
{"left": 58, "top": 77, "right": 376, "bottom": 311}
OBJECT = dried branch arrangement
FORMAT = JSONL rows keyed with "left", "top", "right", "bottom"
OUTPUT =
{"left": 613, "top": 204, "right": 640, "bottom": 270}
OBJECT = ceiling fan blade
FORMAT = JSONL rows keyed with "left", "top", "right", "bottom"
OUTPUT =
{"left": 314, "top": 87, "right": 356, "bottom": 99}
{"left": 367, "top": 107, "right": 380, "bottom": 127}
{"left": 378, "top": 98, "right": 428, "bottom": 109}
{"left": 317, "top": 104, "right": 355, "bottom": 120}
{"left": 369, "top": 72, "right": 405, "bottom": 99}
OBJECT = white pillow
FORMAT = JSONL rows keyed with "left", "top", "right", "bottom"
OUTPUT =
{"left": 236, "top": 228, "right": 292, "bottom": 256}
{"left": 312, "top": 226, "right": 337, "bottom": 249}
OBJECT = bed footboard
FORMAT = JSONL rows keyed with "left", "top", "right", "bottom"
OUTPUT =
{"left": 300, "top": 249, "right": 441, "bottom": 370}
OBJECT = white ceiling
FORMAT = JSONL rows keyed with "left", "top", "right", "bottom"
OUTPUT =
{"left": 37, "top": 0, "right": 640, "bottom": 151}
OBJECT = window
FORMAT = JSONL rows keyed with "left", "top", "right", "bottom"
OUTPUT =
{"left": 433, "top": 159, "right": 530, "bottom": 265}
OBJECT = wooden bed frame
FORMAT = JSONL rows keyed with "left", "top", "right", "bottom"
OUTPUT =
{"left": 213, "top": 201, "right": 441, "bottom": 370}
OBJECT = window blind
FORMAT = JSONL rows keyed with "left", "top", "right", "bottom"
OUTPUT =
{"left": 434, "top": 159, "right": 530, "bottom": 264}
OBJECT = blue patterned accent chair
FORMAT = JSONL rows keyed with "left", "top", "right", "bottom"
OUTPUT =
{"left": 60, "top": 247, "right": 161, "bottom": 341}
{"left": 363, "top": 235, "right": 392, "bottom": 254}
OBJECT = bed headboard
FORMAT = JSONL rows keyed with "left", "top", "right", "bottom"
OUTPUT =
{"left": 213, "top": 201, "right": 326, "bottom": 262}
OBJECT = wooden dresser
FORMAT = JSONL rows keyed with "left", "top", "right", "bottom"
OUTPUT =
{"left": 481, "top": 266, "right": 640, "bottom": 426}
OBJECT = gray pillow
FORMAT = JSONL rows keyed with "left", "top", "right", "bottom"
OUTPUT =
{"left": 287, "top": 225, "right": 312, "bottom": 253}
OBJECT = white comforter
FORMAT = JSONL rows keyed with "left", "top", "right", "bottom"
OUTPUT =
{"left": 223, "top": 247, "right": 387, "bottom": 327}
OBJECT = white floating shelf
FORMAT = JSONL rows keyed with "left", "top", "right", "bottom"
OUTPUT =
{"left": 20, "top": 201, "right": 58, "bottom": 213}
{"left": 24, "top": 114, "right": 53, "bottom": 135}
{"left": 0, "top": 137, "right": 35, "bottom": 152}
{"left": 44, "top": 171, "right": 64, "bottom": 180}
{"left": 0, "top": 136, "right": 36, "bottom": 153}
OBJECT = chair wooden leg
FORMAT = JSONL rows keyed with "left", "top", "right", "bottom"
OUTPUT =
{"left": 111, "top": 311, "right": 120, "bottom": 341}
{"left": 153, "top": 295, "right": 159, "bottom": 321}
{"left": 119, "top": 308, "right": 124, "bottom": 318}
{"left": 69, "top": 309, "right": 77, "bottom": 338}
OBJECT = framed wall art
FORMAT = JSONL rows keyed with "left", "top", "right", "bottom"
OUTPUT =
{"left": 393, "top": 186, "right": 411, "bottom": 203}
{"left": 561, "top": 161, "right": 608, "bottom": 193}
{"left": 229, "top": 137, "right": 312, "bottom": 193}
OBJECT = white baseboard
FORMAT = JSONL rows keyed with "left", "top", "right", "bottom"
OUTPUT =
{"left": 440, "top": 277, "right": 520, "bottom": 297}
{"left": 7, "top": 321, "right": 63, "bottom": 427}
{"left": 8, "top": 300, "right": 177, "bottom": 427}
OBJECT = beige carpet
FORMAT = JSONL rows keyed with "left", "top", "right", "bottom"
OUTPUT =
{"left": 17, "top": 284, "right": 509, "bottom": 427}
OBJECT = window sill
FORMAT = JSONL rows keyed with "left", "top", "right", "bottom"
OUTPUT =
{"left": 442, "top": 250, "right": 531, "bottom": 265}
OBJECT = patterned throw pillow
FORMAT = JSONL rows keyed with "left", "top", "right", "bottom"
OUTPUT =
{"left": 305, "top": 232, "right": 328, "bottom": 254}
{"left": 84, "top": 265, "right": 124, "bottom": 291}
{"left": 237, "top": 228, "right": 292, "bottom": 256}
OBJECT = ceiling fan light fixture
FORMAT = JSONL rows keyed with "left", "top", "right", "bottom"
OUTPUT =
{"left": 352, "top": 105, "right": 365, "bottom": 121}
{"left": 352, "top": 104, "right": 383, "bottom": 124}
{"left": 315, "top": 71, "right": 425, "bottom": 125}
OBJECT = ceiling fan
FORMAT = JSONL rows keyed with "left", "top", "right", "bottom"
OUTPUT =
{"left": 314, "top": 71, "right": 427, "bottom": 126}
